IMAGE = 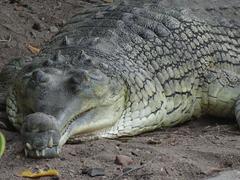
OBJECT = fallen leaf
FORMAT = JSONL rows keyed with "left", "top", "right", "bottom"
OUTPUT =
{"left": 0, "top": 132, "right": 5, "bottom": 158}
{"left": 26, "top": 44, "right": 40, "bottom": 55}
{"left": 20, "top": 168, "right": 59, "bottom": 178}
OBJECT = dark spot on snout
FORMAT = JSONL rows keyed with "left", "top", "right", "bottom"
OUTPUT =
{"left": 43, "top": 59, "right": 54, "bottom": 66}
{"left": 32, "top": 70, "right": 49, "bottom": 83}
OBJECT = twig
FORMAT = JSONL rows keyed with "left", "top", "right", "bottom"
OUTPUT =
{"left": 112, "top": 158, "right": 154, "bottom": 180}
{"left": 0, "top": 35, "right": 11, "bottom": 42}
{"left": 113, "top": 166, "right": 142, "bottom": 180}
{"left": 0, "top": 23, "right": 26, "bottom": 37}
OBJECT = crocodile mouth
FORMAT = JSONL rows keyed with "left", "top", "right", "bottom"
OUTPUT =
{"left": 60, "top": 108, "right": 95, "bottom": 136}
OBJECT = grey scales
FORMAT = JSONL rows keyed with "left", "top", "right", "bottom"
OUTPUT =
{"left": 0, "top": 0, "right": 240, "bottom": 158}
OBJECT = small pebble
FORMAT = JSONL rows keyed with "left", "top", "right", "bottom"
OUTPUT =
{"left": 51, "top": 176, "right": 60, "bottom": 180}
{"left": 147, "top": 138, "right": 162, "bottom": 145}
{"left": 30, "top": 31, "right": 37, "bottom": 38}
{"left": 60, "top": 157, "right": 66, "bottom": 161}
{"left": 14, "top": 6, "right": 23, "bottom": 11}
{"left": 69, "top": 172, "right": 74, "bottom": 177}
{"left": 49, "top": 26, "right": 59, "bottom": 33}
{"left": 62, "top": 20, "right": 66, "bottom": 25}
{"left": 82, "top": 167, "right": 105, "bottom": 177}
{"left": 58, "top": 20, "right": 66, "bottom": 27}
{"left": 115, "top": 155, "right": 133, "bottom": 166}
{"left": 32, "top": 22, "right": 41, "bottom": 31}
{"left": 69, "top": 169, "right": 75, "bottom": 173}
{"left": 69, "top": 152, "right": 77, "bottom": 156}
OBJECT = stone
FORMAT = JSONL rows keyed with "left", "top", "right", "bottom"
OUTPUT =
{"left": 82, "top": 167, "right": 105, "bottom": 177}
{"left": 115, "top": 155, "right": 133, "bottom": 166}
{"left": 49, "top": 26, "right": 59, "bottom": 33}
{"left": 32, "top": 22, "right": 41, "bottom": 31}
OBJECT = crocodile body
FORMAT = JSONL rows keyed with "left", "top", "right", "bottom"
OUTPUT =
{"left": 1, "top": 0, "right": 240, "bottom": 158}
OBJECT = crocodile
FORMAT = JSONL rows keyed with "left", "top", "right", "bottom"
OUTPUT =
{"left": 0, "top": 0, "right": 240, "bottom": 158}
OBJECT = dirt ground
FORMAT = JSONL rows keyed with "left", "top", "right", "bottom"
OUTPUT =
{"left": 0, "top": 0, "right": 240, "bottom": 179}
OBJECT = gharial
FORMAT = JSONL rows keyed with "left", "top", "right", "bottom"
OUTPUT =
{"left": 0, "top": 0, "right": 240, "bottom": 158}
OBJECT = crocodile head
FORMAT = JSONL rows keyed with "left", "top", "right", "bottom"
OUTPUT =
{"left": 6, "top": 53, "right": 126, "bottom": 158}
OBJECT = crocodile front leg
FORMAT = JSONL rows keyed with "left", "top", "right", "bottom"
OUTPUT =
{"left": 0, "top": 56, "right": 33, "bottom": 130}
{"left": 203, "top": 69, "right": 240, "bottom": 121}
{"left": 235, "top": 99, "right": 240, "bottom": 127}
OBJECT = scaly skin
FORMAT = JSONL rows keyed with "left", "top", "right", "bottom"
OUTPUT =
{"left": 1, "top": 2, "right": 240, "bottom": 158}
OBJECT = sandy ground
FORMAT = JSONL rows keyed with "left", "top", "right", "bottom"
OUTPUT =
{"left": 0, "top": 0, "right": 240, "bottom": 179}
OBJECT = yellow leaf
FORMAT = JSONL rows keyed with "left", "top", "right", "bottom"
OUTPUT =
{"left": 0, "top": 132, "right": 5, "bottom": 158}
{"left": 27, "top": 44, "right": 40, "bottom": 55}
{"left": 20, "top": 169, "right": 59, "bottom": 178}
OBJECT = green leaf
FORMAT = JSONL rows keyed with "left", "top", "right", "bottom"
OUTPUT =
{"left": 0, "top": 132, "right": 6, "bottom": 158}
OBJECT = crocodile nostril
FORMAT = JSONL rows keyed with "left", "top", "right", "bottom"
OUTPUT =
{"left": 43, "top": 59, "right": 53, "bottom": 66}
{"left": 32, "top": 70, "right": 49, "bottom": 83}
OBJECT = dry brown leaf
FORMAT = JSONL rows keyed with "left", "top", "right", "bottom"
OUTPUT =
{"left": 26, "top": 44, "right": 40, "bottom": 55}
{"left": 20, "top": 168, "right": 59, "bottom": 178}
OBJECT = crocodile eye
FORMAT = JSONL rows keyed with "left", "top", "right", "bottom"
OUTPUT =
{"left": 88, "top": 69, "right": 103, "bottom": 81}
{"left": 83, "top": 59, "right": 93, "bottom": 66}
{"left": 32, "top": 70, "right": 49, "bottom": 83}
{"left": 43, "top": 60, "right": 53, "bottom": 66}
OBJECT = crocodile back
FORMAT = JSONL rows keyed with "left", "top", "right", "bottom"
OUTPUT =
{"left": 40, "top": 2, "right": 240, "bottom": 137}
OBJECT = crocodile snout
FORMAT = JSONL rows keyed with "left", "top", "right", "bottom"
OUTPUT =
{"left": 21, "top": 112, "right": 61, "bottom": 158}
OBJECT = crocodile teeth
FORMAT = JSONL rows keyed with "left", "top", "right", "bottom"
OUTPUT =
{"left": 63, "top": 36, "right": 73, "bottom": 46}
{"left": 42, "top": 149, "right": 46, "bottom": 157}
{"left": 26, "top": 143, "right": 33, "bottom": 150}
{"left": 36, "top": 150, "right": 40, "bottom": 157}
{"left": 80, "top": 50, "right": 90, "bottom": 60}
{"left": 54, "top": 50, "right": 65, "bottom": 62}
{"left": 57, "top": 147, "right": 60, "bottom": 154}
{"left": 24, "top": 149, "right": 28, "bottom": 156}
{"left": 48, "top": 137, "right": 53, "bottom": 148}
